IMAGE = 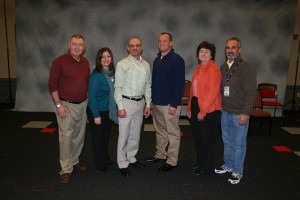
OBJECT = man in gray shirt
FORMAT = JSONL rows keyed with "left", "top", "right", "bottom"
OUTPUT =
{"left": 215, "top": 37, "right": 257, "bottom": 184}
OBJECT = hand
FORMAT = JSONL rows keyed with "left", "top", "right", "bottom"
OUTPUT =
{"left": 168, "top": 106, "right": 177, "bottom": 116}
{"left": 144, "top": 107, "right": 151, "bottom": 119}
{"left": 197, "top": 114, "right": 204, "bottom": 121}
{"left": 94, "top": 117, "right": 101, "bottom": 125}
{"left": 239, "top": 113, "right": 249, "bottom": 125}
{"left": 57, "top": 104, "right": 69, "bottom": 118}
{"left": 118, "top": 109, "right": 127, "bottom": 118}
{"left": 186, "top": 111, "right": 191, "bottom": 119}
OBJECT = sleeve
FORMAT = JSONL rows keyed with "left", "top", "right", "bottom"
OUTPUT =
{"left": 88, "top": 74, "right": 100, "bottom": 118}
{"left": 187, "top": 68, "right": 197, "bottom": 113}
{"left": 114, "top": 62, "right": 124, "bottom": 110}
{"left": 170, "top": 57, "right": 185, "bottom": 108}
{"left": 48, "top": 59, "right": 60, "bottom": 93}
{"left": 242, "top": 65, "right": 257, "bottom": 115}
{"left": 144, "top": 67, "right": 152, "bottom": 108}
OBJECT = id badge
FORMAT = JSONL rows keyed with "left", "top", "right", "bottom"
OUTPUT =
{"left": 224, "top": 86, "right": 230, "bottom": 97}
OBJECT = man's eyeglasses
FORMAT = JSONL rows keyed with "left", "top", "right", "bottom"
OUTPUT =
{"left": 226, "top": 46, "right": 238, "bottom": 50}
{"left": 128, "top": 44, "right": 141, "bottom": 48}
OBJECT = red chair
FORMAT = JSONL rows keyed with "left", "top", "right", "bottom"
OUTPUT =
{"left": 181, "top": 80, "right": 192, "bottom": 136}
{"left": 181, "top": 80, "right": 191, "bottom": 105}
{"left": 249, "top": 90, "right": 272, "bottom": 137}
{"left": 258, "top": 83, "right": 283, "bottom": 117}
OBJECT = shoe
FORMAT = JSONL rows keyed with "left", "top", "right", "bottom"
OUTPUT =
{"left": 194, "top": 168, "right": 213, "bottom": 176}
{"left": 59, "top": 173, "right": 71, "bottom": 184}
{"left": 228, "top": 172, "right": 243, "bottom": 184}
{"left": 97, "top": 166, "right": 108, "bottom": 172}
{"left": 107, "top": 160, "right": 116, "bottom": 166}
{"left": 158, "top": 163, "right": 175, "bottom": 172}
{"left": 120, "top": 168, "right": 131, "bottom": 178}
{"left": 146, "top": 156, "right": 166, "bottom": 162}
{"left": 215, "top": 165, "right": 232, "bottom": 174}
{"left": 73, "top": 162, "right": 87, "bottom": 171}
{"left": 131, "top": 161, "right": 145, "bottom": 168}
{"left": 192, "top": 164, "right": 200, "bottom": 170}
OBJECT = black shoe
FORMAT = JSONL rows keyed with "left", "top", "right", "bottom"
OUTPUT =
{"left": 194, "top": 168, "right": 213, "bottom": 176}
{"left": 192, "top": 164, "right": 200, "bottom": 170}
{"left": 120, "top": 168, "right": 130, "bottom": 178}
{"left": 97, "top": 166, "right": 108, "bottom": 172}
{"left": 158, "top": 163, "right": 175, "bottom": 172}
{"left": 107, "top": 160, "right": 116, "bottom": 166}
{"left": 146, "top": 156, "right": 166, "bottom": 162}
{"left": 131, "top": 161, "right": 145, "bottom": 168}
{"left": 73, "top": 162, "right": 87, "bottom": 171}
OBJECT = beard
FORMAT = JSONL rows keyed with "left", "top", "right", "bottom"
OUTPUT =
{"left": 227, "top": 52, "right": 234, "bottom": 61}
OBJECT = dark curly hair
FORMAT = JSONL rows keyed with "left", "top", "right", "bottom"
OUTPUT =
{"left": 196, "top": 41, "right": 216, "bottom": 63}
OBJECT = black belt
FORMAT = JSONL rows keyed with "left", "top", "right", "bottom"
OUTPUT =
{"left": 122, "top": 95, "right": 144, "bottom": 101}
{"left": 60, "top": 98, "right": 82, "bottom": 104}
{"left": 192, "top": 96, "right": 198, "bottom": 100}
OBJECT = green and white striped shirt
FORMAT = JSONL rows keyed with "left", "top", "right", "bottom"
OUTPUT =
{"left": 114, "top": 54, "right": 152, "bottom": 110}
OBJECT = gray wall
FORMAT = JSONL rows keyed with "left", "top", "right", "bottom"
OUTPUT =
{"left": 13, "top": 0, "right": 297, "bottom": 112}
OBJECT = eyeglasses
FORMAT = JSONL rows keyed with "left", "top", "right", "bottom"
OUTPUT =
{"left": 128, "top": 44, "right": 141, "bottom": 48}
{"left": 226, "top": 46, "right": 238, "bottom": 50}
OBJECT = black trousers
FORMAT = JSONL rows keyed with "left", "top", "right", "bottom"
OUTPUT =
{"left": 191, "top": 97, "right": 221, "bottom": 172}
{"left": 87, "top": 107, "right": 112, "bottom": 169}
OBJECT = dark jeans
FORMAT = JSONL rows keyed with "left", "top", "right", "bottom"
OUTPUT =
{"left": 87, "top": 107, "right": 112, "bottom": 169}
{"left": 191, "top": 97, "right": 221, "bottom": 172}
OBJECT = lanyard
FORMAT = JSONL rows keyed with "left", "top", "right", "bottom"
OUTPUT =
{"left": 128, "top": 56, "right": 146, "bottom": 74}
{"left": 225, "top": 59, "right": 242, "bottom": 82}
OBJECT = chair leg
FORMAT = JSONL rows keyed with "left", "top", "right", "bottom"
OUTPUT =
{"left": 248, "top": 118, "right": 252, "bottom": 137}
{"left": 280, "top": 107, "right": 283, "bottom": 126}
{"left": 259, "top": 118, "right": 264, "bottom": 130}
{"left": 269, "top": 117, "right": 272, "bottom": 137}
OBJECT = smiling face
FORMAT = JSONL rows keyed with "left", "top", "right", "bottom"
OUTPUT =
{"left": 198, "top": 48, "right": 212, "bottom": 65}
{"left": 101, "top": 51, "right": 112, "bottom": 70}
{"left": 158, "top": 33, "right": 173, "bottom": 56}
{"left": 127, "top": 38, "right": 143, "bottom": 60}
{"left": 68, "top": 36, "right": 85, "bottom": 61}
{"left": 225, "top": 39, "right": 241, "bottom": 61}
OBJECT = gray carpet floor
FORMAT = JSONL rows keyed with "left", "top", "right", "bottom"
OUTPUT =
{"left": 0, "top": 104, "right": 300, "bottom": 200}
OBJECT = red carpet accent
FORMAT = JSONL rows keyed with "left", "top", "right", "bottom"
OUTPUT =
{"left": 180, "top": 131, "right": 184, "bottom": 137}
{"left": 41, "top": 128, "right": 56, "bottom": 133}
{"left": 272, "top": 146, "right": 292, "bottom": 152}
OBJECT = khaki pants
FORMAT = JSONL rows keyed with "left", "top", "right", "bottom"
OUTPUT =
{"left": 152, "top": 105, "right": 181, "bottom": 166}
{"left": 56, "top": 100, "right": 87, "bottom": 174}
{"left": 117, "top": 98, "right": 145, "bottom": 168}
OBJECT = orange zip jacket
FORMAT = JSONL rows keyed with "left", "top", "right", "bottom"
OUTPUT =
{"left": 187, "top": 60, "right": 222, "bottom": 118}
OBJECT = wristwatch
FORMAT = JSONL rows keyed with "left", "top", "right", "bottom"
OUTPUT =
{"left": 56, "top": 103, "right": 61, "bottom": 108}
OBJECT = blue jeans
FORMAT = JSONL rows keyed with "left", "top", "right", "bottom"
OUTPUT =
{"left": 221, "top": 110, "right": 248, "bottom": 175}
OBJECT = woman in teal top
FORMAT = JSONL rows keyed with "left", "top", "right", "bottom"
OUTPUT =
{"left": 87, "top": 47, "right": 118, "bottom": 172}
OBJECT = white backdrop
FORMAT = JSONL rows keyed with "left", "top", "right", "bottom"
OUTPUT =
{"left": 14, "top": 0, "right": 297, "bottom": 112}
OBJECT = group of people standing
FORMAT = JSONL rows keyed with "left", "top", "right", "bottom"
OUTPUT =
{"left": 48, "top": 32, "right": 256, "bottom": 185}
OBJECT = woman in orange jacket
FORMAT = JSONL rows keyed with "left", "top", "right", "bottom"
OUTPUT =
{"left": 187, "top": 41, "right": 222, "bottom": 175}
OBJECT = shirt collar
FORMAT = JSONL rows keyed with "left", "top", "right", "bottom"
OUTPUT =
{"left": 67, "top": 52, "right": 82, "bottom": 63}
{"left": 227, "top": 56, "right": 242, "bottom": 68}
{"left": 157, "top": 49, "right": 175, "bottom": 57}
{"left": 199, "top": 60, "right": 214, "bottom": 70}
{"left": 128, "top": 54, "right": 143, "bottom": 62}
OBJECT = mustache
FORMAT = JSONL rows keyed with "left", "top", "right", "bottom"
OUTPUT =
{"left": 228, "top": 52, "right": 234, "bottom": 61}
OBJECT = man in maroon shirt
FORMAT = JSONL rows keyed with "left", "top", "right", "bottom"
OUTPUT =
{"left": 48, "top": 34, "right": 90, "bottom": 184}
